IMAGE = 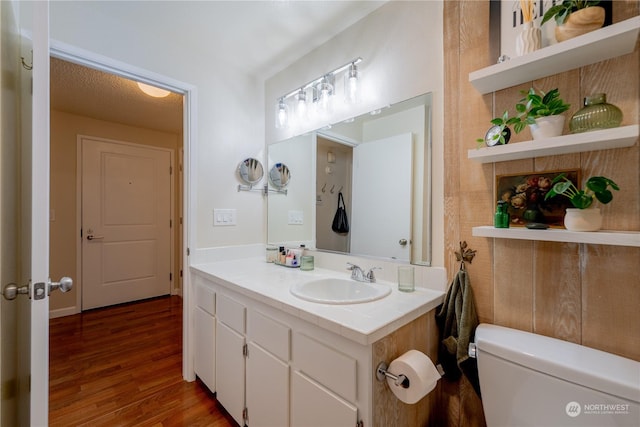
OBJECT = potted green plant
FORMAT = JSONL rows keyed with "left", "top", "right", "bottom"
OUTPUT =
{"left": 544, "top": 172, "right": 619, "bottom": 231}
{"left": 541, "top": 1, "right": 605, "bottom": 42}
{"left": 516, "top": 87, "right": 571, "bottom": 140}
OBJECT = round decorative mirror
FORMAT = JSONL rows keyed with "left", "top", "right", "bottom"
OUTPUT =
{"left": 237, "top": 158, "right": 264, "bottom": 186}
{"left": 269, "top": 163, "right": 291, "bottom": 189}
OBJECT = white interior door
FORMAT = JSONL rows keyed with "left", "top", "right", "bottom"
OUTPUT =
{"left": 81, "top": 136, "right": 172, "bottom": 310}
{"left": 350, "top": 133, "right": 412, "bottom": 260}
{"left": 0, "top": 2, "right": 51, "bottom": 425}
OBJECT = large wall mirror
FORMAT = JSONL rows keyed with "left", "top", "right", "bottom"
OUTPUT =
{"left": 267, "top": 93, "right": 432, "bottom": 266}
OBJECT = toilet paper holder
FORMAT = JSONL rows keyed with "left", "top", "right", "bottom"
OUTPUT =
{"left": 376, "top": 361, "right": 410, "bottom": 388}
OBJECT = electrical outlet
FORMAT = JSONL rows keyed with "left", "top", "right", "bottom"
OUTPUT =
{"left": 288, "top": 210, "right": 304, "bottom": 225}
{"left": 213, "top": 209, "right": 237, "bottom": 226}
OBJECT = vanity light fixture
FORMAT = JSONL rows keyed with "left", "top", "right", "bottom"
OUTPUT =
{"left": 137, "top": 82, "right": 170, "bottom": 98}
{"left": 275, "top": 57, "right": 362, "bottom": 129}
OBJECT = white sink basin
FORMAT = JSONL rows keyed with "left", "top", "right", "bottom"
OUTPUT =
{"left": 290, "top": 278, "right": 392, "bottom": 304}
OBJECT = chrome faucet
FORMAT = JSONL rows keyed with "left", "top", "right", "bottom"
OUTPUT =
{"left": 347, "top": 263, "right": 380, "bottom": 283}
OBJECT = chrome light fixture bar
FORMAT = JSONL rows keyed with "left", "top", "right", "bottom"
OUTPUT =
{"left": 275, "top": 57, "right": 362, "bottom": 128}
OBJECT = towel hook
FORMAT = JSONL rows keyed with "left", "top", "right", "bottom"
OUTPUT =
{"left": 330, "top": 185, "right": 335, "bottom": 194}
{"left": 321, "top": 183, "right": 326, "bottom": 193}
{"left": 456, "top": 241, "right": 476, "bottom": 270}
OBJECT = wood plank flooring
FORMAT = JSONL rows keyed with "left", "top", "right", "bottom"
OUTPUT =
{"left": 49, "top": 295, "right": 238, "bottom": 427}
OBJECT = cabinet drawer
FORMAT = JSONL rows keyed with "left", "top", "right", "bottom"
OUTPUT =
{"left": 293, "top": 333, "right": 356, "bottom": 402}
{"left": 247, "top": 310, "right": 290, "bottom": 362}
{"left": 216, "top": 293, "right": 246, "bottom": 333}
{"left": 195, "top": 279, "right": 215, "bottom": 315}
{"left": 291, "top": 371, "right": 357, "bottom": 427}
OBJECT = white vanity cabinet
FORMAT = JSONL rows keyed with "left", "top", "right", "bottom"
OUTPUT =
{"left": 190, "top": 262, "right": 444, "bottom": 427}
{"left": 193, "top": 278, "right": 216, "bottom": 392}
{"left": 215, "top": 293, "right": 247, "bottom": 426}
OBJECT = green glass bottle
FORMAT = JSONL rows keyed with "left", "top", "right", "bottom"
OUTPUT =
{"left": 494, "top": 201, "right": 510, "bottom": 228}
{"left": 569, "top": 93, "right": 623, "bottom": 134}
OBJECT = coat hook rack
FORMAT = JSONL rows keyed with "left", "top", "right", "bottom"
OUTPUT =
{"left": 322, "top": 183, "right": 326, "bottom": 193}
{"left": 330, "top": 185, "right": 335, "bottom": 194}
{"left": 455, "top": 241, "right": 476, "bottom": 270}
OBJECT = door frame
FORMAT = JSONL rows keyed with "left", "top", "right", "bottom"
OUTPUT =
{"left": 49, "top": 39, "right": 199, "bottom": 381}
{"left": 76, "top": 135, "right": 176, "bottom": 311}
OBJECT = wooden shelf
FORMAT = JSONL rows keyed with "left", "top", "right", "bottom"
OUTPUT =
{"left": 472, "top": 226, "right": 640, "bottom": 247}
{"left": 469, "top": 16, "right": 640, "bottom": 94}
{"left": 468, "top": 125, "right": 639, "bottom": 163}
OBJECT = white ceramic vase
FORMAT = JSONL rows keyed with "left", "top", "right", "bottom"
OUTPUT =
{"left": 529, "top": 115, "right": 565, "bottom": 140}
{"left": 564, "top": 208, "right": 602, "bottom": 232}
{"left": 516, "top": 21, "right": 541, "bottom": 56}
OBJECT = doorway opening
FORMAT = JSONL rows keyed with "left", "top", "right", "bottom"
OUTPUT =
{"left": 49, "top": 56, "right": 184, "bottom": 315}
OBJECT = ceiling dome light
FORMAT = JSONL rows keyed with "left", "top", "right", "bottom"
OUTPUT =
{"left": 137, "top": 82, "right": 170, "bottom": 98}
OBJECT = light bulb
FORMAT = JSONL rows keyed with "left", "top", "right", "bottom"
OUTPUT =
{"left": 344, "top": 63, "right": 359, "bottom": 104}
{"left": 295, "top": 88, "right": 307, "bottom": 121}
{"left": 275, "top": 98, "right": 289, "bottom": 129}
{"left": 316, "top": 77, "right": 333, "bottom": 115}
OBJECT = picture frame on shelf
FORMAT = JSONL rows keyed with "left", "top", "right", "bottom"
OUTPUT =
{"left": 496, "top": 169, "right": 580, "bottom": 227}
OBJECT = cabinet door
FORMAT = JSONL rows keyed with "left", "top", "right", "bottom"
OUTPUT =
{"left": 246, "top": 342, "right": 289, "bottom": 427}
{"left": 216, "top": 320, "right": 246, "bottom": 426}
{"left": 194, "top": 306, "right": 215, "bottom": 392}
{"left": 291, "top": 371, "right": 357, "bottom": 427}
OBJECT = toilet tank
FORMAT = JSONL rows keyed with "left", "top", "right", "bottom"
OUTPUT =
{"left": 474, "top": 324, "right": 640, "bottom": 427}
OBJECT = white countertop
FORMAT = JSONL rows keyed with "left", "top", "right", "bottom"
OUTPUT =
{"left": 191, "top": 258, "right": 445, "bottom": 345}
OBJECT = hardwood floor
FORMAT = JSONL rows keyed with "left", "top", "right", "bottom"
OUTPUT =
{"left": 49, "top": 295, "right": 238, "bottom": 427}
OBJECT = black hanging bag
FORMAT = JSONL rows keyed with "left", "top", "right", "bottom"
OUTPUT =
{"left": 331, "top": 192, "right": 350, "bottom": 234}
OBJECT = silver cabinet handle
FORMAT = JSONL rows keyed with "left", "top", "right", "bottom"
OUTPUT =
{"left": 87, "top": 234, "right": 104, "bottom": 240}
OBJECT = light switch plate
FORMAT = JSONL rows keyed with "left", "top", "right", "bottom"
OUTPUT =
{"left": 213, "top": 209, "right": 237, "bottom": 226}
{"left": 288, "top": 210, "right": 304, "bottom": 225}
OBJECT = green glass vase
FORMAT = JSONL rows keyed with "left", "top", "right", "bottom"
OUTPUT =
{"left": 569, "top": 93, "right": 623, "bottom": 134}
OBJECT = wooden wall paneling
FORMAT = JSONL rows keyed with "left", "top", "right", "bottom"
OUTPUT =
{"left": 371, "top": 313, "right": 437, "bottom": 427}
{"left": 442, "top": 1, "right": 463, "bottom": 425}
{"left": 492, "top": 239, "right": 534, "bottom": 330}
{"left": 581, "top": 245, "right": 640, "bottom": 360}
{"left": 612, "top": 1, "right": 640, "bottom": 22}
{"left": 533, "top": 241, "right": 582, "bottom": 343}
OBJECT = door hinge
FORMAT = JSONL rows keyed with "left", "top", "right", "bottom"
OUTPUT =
{"left": 243, "top": 407, "right": 248, "bottom": 423}
{"left": 356, "top": 420, "right": 364, "bottom": 427}
{"left": 170, "top": 219, "right": 172, "bottom": 228}
{"left": 169, "top": 166, "right": 173, "bottom": 175}
{"left": 169, "top": 273, "right": 173, "bottom": 282}
{"left": 243, "top": 343, "right": 248, "bottom": 358}
{"left": 180, "top": 269, "right": 183, "bottom": 278}
{"left": 187, "top": 248, "right": 190, "bottom": 256}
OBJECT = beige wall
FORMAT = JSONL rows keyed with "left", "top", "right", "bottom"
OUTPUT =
{"left": 442, "top": 1, "right": 640, "bottom": 425}
{"left": 49, "top": 110, "right": 182, "bottom": 314}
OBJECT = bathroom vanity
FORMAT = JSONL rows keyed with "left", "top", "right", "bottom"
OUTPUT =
{"left": 191, "top": 258, "right": 445, "bottom": 427}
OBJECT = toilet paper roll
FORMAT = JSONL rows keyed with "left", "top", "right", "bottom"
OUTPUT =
{"left": 386, "top": 349, "right": 440, "bottom": 404}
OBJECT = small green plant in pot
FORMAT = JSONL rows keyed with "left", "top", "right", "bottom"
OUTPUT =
{"left": 516, "top": 87, "right": 571, "bottom": 139}
{"left": 541, "top": 1, "right": 605, "bottom": 42}
{"left": 476, "top": 110, "right": 523, "bottom": 147}
{"left": 545, "top": 173, "right": 619, "bottom": 209}
{"left": 544, "top": 173, "right": 619, "bottom": 231}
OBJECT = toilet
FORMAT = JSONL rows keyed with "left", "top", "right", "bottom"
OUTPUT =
{"left": 472, "top": 324, "right": 640, "bottom": 427}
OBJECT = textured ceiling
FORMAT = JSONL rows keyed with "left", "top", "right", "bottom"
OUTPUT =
{"left": 49, "top": 1, "right": 386, "bottom": 135}
{"left": 50, "top": 58, "right": 184, "bottom": 134}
